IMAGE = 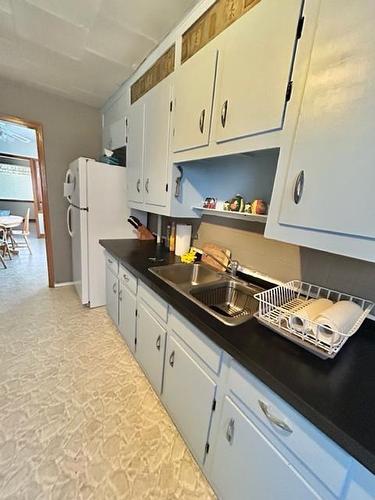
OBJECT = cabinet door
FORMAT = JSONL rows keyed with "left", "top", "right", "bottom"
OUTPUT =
{"left": 110, "top": 118, "right": 127, "bottom": 150}
{"left": 105, "top": 267, "right": 118, "bottom": 325}
{"left": 172, "top": 47, "right": 217, "bottom": 153}
{"left": 119, "top": 284, "right": 137, "bottom": 352}
{"left": 135, "top": 302, "right": 166, "bottom": 395}
{"left": 279, "top": 1, "right": 375, "bottom": 239}
{"left": 162, "top": 334, "right": 216, "bottom": 464}
{"left": 210, "top": 396, "right": 319, "bottom": 500}
{"left": 213, "top": 0, "right": 302, "bottom": 143}
{"left": 143, "top": 78, "right": 171, "bottom": 207}
{"left": 127, "top": 100, "right": 145, "bottom": 203}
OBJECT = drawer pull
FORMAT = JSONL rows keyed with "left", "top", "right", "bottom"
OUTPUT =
{"left": 112, "top": 283, "right": 117, "bottom": 295}
{"left": 258, "top": 400, "right": 293, "bottom": 434}
{"left": 293, "top": 170, "right": 304, "bottom": 204}
{"left": 226, "top": 418, "right": 235, "bottom": 444}
{"left": 156, "top": 335, "right": 161, "bottom": 351}
{"left": 169, "top": 350, "right": 175, "bottom": 367}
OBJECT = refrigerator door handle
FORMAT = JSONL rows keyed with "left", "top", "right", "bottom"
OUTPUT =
{"left": 67, "top": 205, "right": 73, "bottom": 237}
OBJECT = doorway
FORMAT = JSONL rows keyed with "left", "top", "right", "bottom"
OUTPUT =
{"left": 0, "top": 114, "right": 54, "bottom": 287}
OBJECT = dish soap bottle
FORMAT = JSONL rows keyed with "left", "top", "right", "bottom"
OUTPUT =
{"left": 169, "top": 222, "right": 176, "bottom": 253}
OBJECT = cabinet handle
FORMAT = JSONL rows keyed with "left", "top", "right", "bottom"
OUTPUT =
{"left": 145, "top": 178, "right": 150, "bottom": 193}
{"left": 293, "top": 170, "right": 304, "bottom": 205}
{"left": 258, "top": 400, "right": 293, "bottom": 434}
{"left": 221, "top": 100, "right": 228, "bottom": 128}
{"left": 108, "top": 258, "right": 113, "bottom": 264}
{"left": 169, "top": 350, "right": 175, "bottom": 367}
{"left": 136, "top": 179, "right": 141, "bottom": 193}
{"left": 112, "top": 283, "right": 117, "bottom": 295}
{"left": 156, "top": 335, "right": 161, "bottom": 351}
{"left": 226, "top": 418, "right": 235, "bottom": 444}
{"left": 123, "top": 274, "right": 129, "bottom": 282}
{"left": 199, "top": 109, "right": 206, "bottom": 134}
{"left": 119, "top": 289, "right": 122, "bottom": 301}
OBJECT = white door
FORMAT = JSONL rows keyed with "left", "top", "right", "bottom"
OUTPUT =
{"left": 209, "top": 396, "right": 319, "bottom": 500}
{"left": 279, "top": 1, "right": 375, "bottom": 239}
{"left": 68, "top": 203, "right": 89, "bottom": 305}
{"left": 127, "top": 100, "right": 145, "bottom": 203}
{"left": 135, "top": 302, "right": 166, "bottom": 395}
{"left": 119, "top": 284, "right": 137, "bottom": 352}
{"left": 143, "top": 78, "right": 171, "bottom": 207}
{"left": 162, "top": 333, "right": 216, "bottom": 464}
{"left": 213, "top": 0, "right": 302, "bottom": 143}
{"left": 105, "top": 266, "right": 118, "bottom": 325}
{"left": 172, "top": 47, "right": 218, "bottom": 152}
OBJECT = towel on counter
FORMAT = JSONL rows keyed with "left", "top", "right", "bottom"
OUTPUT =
{"left": 315, "top": 300, "right": 364, "bottom": 346}
{"left": 289, "top": 298, "right": 333, "bottom": 333}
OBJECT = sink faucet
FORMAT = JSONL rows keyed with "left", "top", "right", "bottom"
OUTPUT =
{"left": 201, "top": 250, "right": 240, "bottom": 277}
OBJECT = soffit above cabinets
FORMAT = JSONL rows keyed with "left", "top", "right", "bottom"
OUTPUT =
{"left": 0, "top": 0, "right": 199, "bottom": 107}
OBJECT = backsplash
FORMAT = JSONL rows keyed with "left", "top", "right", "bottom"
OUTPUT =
{"left": 149, "top": 213, "right": 375, "bottom": 303}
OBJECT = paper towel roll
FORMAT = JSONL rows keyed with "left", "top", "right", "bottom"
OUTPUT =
{"left": 289, "top": 298, "right": 333, "bottom": 333}
{"left": 175, "top": 224, "right": 192, "bottom": 257}
{"left": 315, "top": 300, "right": 364, "bottom": 345}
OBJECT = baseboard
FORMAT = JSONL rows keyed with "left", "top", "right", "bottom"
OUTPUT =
{"left": 54, "top": 281, "right": 74, "bottom": 287}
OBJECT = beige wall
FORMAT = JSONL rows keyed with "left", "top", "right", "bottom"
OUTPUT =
{"left": 0, "top": 77, "right": 102, "bottom": 283}
{"left": 195, "top": 216, "right": 375, "bottom": 302}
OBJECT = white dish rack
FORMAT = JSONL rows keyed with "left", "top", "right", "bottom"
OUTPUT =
{"left": 254, "top": 281, "right": 374, "bottom": 359}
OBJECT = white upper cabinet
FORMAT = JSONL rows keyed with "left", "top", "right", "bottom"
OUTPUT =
{"left": 143, "top": 77, "right": 172, "bottom": 207}
{"left": 172, "top": 47, "right": 218, "bottom": 153}
{"left": 127, "top": 99, "right": 145, "bottom": 204}
{"left": 278, "top": 1, "right": 375, "bottom": 240}
{"left": 213, "top": 0, "right": 302, "bottom": 144}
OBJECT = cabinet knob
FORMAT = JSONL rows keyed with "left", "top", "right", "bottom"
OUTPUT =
{"left": 221, "top": 100, "right": 228, "bottom": 128}
{"left": 169, "top": 350, "right": 175, "bottom": 367}
{"left": 136, "top": 179, "right": 141, "bottom": 193}
{"left": 226, "top": 418, "right": 235, "bottom": 444}
{"left": 258, "top": 400, "right": 293, "bottom": 434}
{"left": 293, "top": 170, "right": 304, "bottom": 204}
{"left": 123, "top": 274, "right": 129, "bottom": 282}
{"left": 156, "top": 335, "right": 161, "bottom": 351}
{"left": 112, "top": 283, "right": 117, "bottom": 295}
{"left": 145, "top": 178, "right": 150, "bottom": 193}
{"left": 199, "top": 109, "right": 206, "bottom": 134}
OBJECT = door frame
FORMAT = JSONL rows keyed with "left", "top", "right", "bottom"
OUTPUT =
{"left": 0, "top": 114, "right": 55, "bottom": 287}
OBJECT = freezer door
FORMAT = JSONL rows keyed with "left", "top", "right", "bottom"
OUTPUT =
{"left": 70, "top": 204, "right": 89, "bottom": 305}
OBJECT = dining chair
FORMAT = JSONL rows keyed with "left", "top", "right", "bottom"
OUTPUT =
{"left": 0, "top": 227, "right": 11, "bottom": 268}
{"left": 11, "top": 208, "right": 32, "bottom": 254}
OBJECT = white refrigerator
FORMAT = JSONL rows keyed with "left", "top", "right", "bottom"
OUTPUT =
{"left": 64, "top": 157, "right": 144, "bottom": 308}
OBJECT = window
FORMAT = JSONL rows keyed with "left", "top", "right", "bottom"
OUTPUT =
{"left": 0, "top": 163, "right": 34, "bottom": 201}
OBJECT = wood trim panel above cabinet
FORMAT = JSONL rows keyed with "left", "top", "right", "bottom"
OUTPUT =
{"left": 130, "top": 45, "right": 175, "bottom": 104}
{"left": 181, "top": 0, "right": 262, "bottom": 64}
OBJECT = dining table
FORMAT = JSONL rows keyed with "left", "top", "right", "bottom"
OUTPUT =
{"left": 0, "top": 215, "right": 23, "bottom": 253}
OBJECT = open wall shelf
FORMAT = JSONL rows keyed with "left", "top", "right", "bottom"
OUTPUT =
{"left": 192, "top": 206, "right": 267, "bottom": 223}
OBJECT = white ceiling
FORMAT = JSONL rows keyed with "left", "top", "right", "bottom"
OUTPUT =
{"left": 0, "top": 0, "right": 199, "bottom": 107}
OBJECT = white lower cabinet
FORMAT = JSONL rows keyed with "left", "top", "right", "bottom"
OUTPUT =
{"left": 135, "top": 301, "right": 166, "bottom": 395}
{"left": 162, "top": 332, "right": 217, "bottom": 464}
{"left": 118, "top": 284, "right": 137, "bottom": 352}
{"left": 209, "top": 396, "right": 319, "bottom": 500}
{"left": 105, "top": 265, "right": 118, "bottom": 325}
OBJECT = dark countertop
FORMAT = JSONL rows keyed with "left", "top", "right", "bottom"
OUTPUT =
{"left": 100, "top": 238, "right": 375, "bottom": 475}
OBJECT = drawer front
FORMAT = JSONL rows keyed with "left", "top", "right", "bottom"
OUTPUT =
{"left": 138, "top": 283, "right": 168, "bottom": 324}
{"left": 228, "top": 361, "right": 351, "bottom": 497}
{"left": 119, "top": 264, "right": 137, "bottom": 295}
{"left": 169, "top": 309, "right": 222, "bottom": 375}
{"left": 105, "top": 251, "right": 118, "bottom": 276}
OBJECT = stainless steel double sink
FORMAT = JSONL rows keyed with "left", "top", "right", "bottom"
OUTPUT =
{"left": 149, "top": 263, "right": 263, "bottom": 326}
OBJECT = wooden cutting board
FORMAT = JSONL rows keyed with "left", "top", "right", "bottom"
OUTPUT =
{"left": 201, "top": 243, "right": 231, "bottom": 272}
